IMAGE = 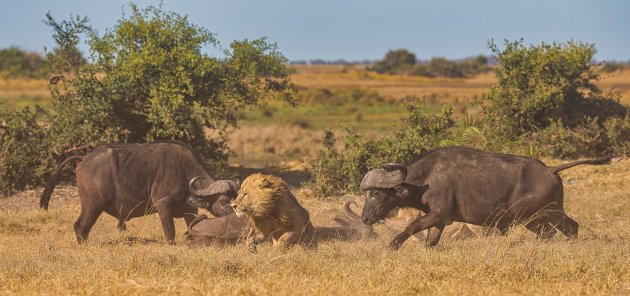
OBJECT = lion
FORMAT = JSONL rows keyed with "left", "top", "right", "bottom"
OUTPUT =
{"left": 233, "top": 173, "right": 375, "bottom": 250}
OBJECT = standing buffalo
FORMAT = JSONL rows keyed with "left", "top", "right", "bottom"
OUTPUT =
{"left": 40, "top": 141, "right": 239, "bottom": 243}
{"left": 359, "top": 147, "right": 615, "bottom": 250}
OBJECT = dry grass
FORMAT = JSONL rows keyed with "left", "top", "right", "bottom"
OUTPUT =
{"left": 1, "top": 160, "right": 629, "bottom": 295}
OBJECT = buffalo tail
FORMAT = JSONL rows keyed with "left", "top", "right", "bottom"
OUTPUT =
{"left": 39, "top": 155, "right": 84, "bottom": 210}
{"left": 550, "top": 155, "right": 616, "bottom": 174}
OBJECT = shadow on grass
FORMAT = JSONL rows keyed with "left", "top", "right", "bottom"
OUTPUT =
{"left": 103, "top": 235, "right": 160, "bottom": 246}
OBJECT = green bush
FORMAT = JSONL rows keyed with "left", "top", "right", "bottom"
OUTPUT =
{"left": 484, "top": 39, "right": 623, "bottom": 133}
{"left": 483, "top": 39, "right": 629, "bottom": 157}
{"left": 0, "top": 107, "right": 52, "bottom": 195}
{"left": 0, "top": 4, "right": 294, "bottom": 196}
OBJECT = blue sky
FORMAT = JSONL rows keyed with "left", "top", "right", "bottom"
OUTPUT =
{"left": 0, "top": 0, "right": 628, "bottom": 61}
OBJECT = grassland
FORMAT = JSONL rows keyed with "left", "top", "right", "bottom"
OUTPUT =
{"left": 1, "top": 66, "right": 629, "bottom": 295}
{"left": 0, "top": 160, "right": 629, "bottom": 295}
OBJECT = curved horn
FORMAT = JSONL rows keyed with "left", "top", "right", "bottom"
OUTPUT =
{"left": 383, "top": 163, "right": 407, "bottom": 175}
{"left": 343, "top": 199, "right": 362, "bottom": 222}
{"left": 189, "top": 177, "right": 240, "bottom": 197}
{"left": 360, "top": 165, "right": 407, "bottom": 191}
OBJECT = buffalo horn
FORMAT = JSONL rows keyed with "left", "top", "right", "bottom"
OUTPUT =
{"left": 359, "top": 165, "right": 407, "bottom": 191}
{"left": 343, "top": 199, "right": 362, "bottom": 222}
{"left": 189, "top": 177, "right": 240, "bottom": 196}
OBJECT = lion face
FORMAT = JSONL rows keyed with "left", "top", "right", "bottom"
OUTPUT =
{"left": 232, "top": 190, "right": 255, "bottom": 217}
{"left": 232, "top": 173, "right": 286, "bottom": 219}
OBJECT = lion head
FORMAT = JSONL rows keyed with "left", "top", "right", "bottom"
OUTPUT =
{"left": 232, "top": 173, "right": 312, "bottom": 243}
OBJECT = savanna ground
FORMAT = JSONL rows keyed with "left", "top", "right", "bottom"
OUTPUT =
{"left": 1, "top": 66, "right": 630, "bottom": 295}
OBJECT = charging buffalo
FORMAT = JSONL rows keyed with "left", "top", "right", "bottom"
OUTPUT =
{"left": 40, "top": 141, "right": 238, "bottom": 243}
{"left": 359, "top": 147, "right": 615, "bottom": 250}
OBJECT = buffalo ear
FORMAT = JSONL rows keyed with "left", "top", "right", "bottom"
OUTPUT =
{"left": 394, "top": 185, "right": 410, "bottom": 199}
{"left": 230, "top": 175, "right": 242, "bottom": 186}
{"left": 187, "top": 196, "right": 210, "bottom": 208}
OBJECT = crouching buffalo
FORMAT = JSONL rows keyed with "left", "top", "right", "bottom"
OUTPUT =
{"left": 40, "top": 141, "right": 238, "bottom": 243}
{"left": 359, "top": 147, "right": 615, "bottom": 250}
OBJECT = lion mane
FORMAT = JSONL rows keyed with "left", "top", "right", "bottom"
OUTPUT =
{"left": 234, "top": 173, "right": 314, "bottom": 248}
{"left": 234, "top": 173, "right": 374, "bottom": 250}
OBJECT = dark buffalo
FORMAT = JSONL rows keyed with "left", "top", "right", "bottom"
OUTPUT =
{"left": 359, "top": 147, "right": 615, "bottom": 250}
{"left": 40, "top": 141, "right": 238, "bottom": 243}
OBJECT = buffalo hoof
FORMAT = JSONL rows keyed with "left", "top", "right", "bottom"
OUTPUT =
{"left": 388, "top": 240, "right": 403, "bottom": 251}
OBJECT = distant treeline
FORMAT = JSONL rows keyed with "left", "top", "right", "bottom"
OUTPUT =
{"left": 2, "top": 46, "right": 628, "bottom": 79}
{"left": 290, "top": 49, "right": 630, "bottom": 77}
{"left": 0, "top": 47, "right": 50, "bottom": 79}
{"left": 289, "top": 55, "right": 499, "bottom": 67}
{"left": 369, "top": 49, "right": 492, "bottom": 78}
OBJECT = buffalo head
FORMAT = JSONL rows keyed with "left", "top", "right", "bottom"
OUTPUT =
{"left": 359, "top": 163, "right": 411, "bottom": 225}
{"left": 188, "top": 177, "right": 240, "bottom": 217}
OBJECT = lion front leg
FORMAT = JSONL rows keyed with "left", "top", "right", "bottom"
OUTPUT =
{"left": 273, "top": 231, "right": 300, "bottom": 250}
{"left": 245, "top": 228, "right": 264, "bottom": 253}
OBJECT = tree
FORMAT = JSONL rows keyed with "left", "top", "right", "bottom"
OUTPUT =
{"left": 370, "top": 49, "right": 416, "bottom": 74}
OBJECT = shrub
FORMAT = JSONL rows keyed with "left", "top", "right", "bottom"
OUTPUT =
{"left": 483, "top": 39, "right": 629, "bottom": 157}
{"left": 0, "top": 107, "right": 52, "bottom": 195}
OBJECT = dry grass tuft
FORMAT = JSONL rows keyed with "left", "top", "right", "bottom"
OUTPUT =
{"left": 1, "top": 160, "right": 629, "bottom": 295}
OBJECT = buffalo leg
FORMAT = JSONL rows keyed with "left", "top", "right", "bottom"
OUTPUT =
{"left": 156, "top": 203, "right": 176, "bottom": 243}
{"left": 103, "top": 206, "right": 127, "bottom": 232}
{"left": 173, "top": 204, "right": 197, "bottom": 227}
{"left": 548, "top": 212, "right": 579, "bottom": 238}
{"left": 389, "top": 211, "right": 445, "bottom": 250}
{"left": 425, "top": 226, "right": 445, "bottom": 247}
{"left": 74, "top": 206, "right": 103, "bottom": 243}
{"left": 524, "top": 216, "right": 556, "bottom": 239}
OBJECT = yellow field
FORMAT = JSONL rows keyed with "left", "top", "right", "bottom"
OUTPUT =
{"left": 1, "top": 160, "right": 629, "bottom": 295}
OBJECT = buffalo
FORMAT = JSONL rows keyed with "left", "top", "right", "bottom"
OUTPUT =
{"left": 359, "top": 147, "right": 615, "bottom": 250}
{"left": 40, "top": 141, "right": 239, "bottom": 243}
